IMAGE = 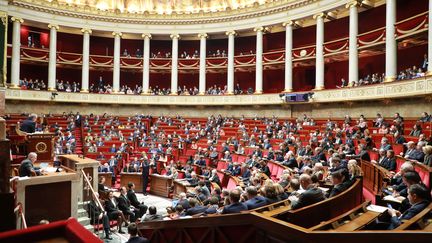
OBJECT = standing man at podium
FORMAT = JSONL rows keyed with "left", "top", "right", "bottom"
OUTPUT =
{"left": 20, "top": 114, "right": 37, "bottom": 134}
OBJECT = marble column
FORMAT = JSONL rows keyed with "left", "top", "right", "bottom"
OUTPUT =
{"left": 10, "top": 17, "right": 23, "bottom": 89}
{"left": 81, "top": 28, "right": 92, "bottom": 92}
{"left": 347, "top": 1, "right": 359, "bottom": 86}
{"left": 142, "top": 33, "right": 151, "bottom": 94}
{"left": 254, "top": 27, "right": 264, "bottom": 94}
{"left": 385, "top": 0, "right": 397, "bottom": 82}
{"left": 283, "top": 21, "right": 293, "bottom": 92}
{"left": 226, "top": 31, "right": 236, "bottom": 94}
{"left": 170, "top": 34, "right": 180, "bottom": 95}
{"left": 198, "top": 33, "right": 208, "bottom": 95}
{"left": 314, "top": 13, "right": 325, "bottom": 90}
{"left": 112, "top": 32, "right": 122, "bottom": 93}
{"left": 48, "top": 24, "right": 59, "bottom": 91}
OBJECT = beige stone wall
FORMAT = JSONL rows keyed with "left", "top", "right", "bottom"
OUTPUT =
{"left": 5, "top": 97, "right": 429, "bottom": 119}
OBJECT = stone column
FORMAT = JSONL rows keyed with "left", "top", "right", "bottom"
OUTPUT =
{"left": 48, "top": 24, "right": 59, "bottom": 91}
{"left": 283, "top": 21, "right": 294, "bottom": 92}
{"left": 81, "top": 28, "right": 92, "bottom": 92}
{"left": 112, "top": 32, "right": 122, "bottom": 93}
{"left": 254, "top": 27, "right": 264, "bottom": 94}
{"left": 142, "top": 33, "right": 151, "bottom": 94}
{"left": 10, "top": 17, "right": 23, "bottom": 89}
{"left": 385, "top": 0, "right": 397, "bottom": 82}
{"left": 427, "top": 0, "right": 432, "bottom": 75}
{"left": 226, "top": 31, "right": 236, "bottom": 94}
{"left": 314, "top": 13, "right": 325, "bottom": 90}
{"left": 347, "top": 1, "right": 359, "bottom": 86}
{"left": 198, "top": 33, "right": 208, "bottom": 95}
{"left": 170, "top": 34, "right": 180, "bottom": 95}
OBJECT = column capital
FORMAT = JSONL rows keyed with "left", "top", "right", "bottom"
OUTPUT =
{"left": 170, "top": 34, "right": 180, "bottom": 39}
{"left": 282, "top": 20, "right": 294, "bottom": 27}
{"left": 313, "top": 12, "right": 325, "bottom": 20}
{"left": 198, "top": 33, "right": 208, "bottom": 39}
{"left": 345, "top": 0, "right": 360, "bottom": 9}
{"left": 225, "top": 30, "right": 237, "bottom": 36}
{"left": 253, "top": 26, "right": 264, "bottom": 32}
{"left": 142, "top": 33, "right": 152, "bottom": 39}
{"left": 112, "top": 32, "right": 122, "bottom": 37}
{"left": 11, "top": 17, "right": 24, "bottom": 23}
{"left": 48, "top": 24, "right": 59, "bottom": 30}
{"left": 81, "top": 28, "right": 92, "bottom": 35}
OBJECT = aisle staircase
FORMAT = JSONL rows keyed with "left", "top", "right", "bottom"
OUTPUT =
{"left": 74, "top": 129, "right": 83, "bottom": 155}
{"left": 76, "top": 202, "right": 93, "bottom": 232}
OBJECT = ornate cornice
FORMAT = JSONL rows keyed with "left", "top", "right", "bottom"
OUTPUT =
{"left": 8, "top": 0, "right": 318, "bottom": 25}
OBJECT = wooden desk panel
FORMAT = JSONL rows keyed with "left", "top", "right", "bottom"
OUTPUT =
{"left": 120, "top": 173, "right": 143, "bottom": 192}
{"left": 150, "top": 174, "right": 172, "bottom": 198}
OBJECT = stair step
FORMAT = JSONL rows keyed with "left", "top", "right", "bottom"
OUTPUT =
{"left": 77, "top": 216, "right": 90, "bottom": 226}
{"left": 77, "top": 208, "right": 88, "bottom": 218}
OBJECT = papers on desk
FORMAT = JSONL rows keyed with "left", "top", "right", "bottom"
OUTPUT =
{"left": 383, "top": 195, "right": 406, "bottom": 204}
{"left": 367, "top": 204, "right": 388, "bottom": 213}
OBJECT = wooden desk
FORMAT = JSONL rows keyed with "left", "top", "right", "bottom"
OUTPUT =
{"left": 173, "top": 180, "right": 191, "bottom": 197}
{"left": 120, "top": 173, "right": 143, "bottom": 192}
{"left": 15, "top": 170, "right": 79, "bottom": 227}
{"left": 150, "top": 174, "right": 172, "bottom": 198}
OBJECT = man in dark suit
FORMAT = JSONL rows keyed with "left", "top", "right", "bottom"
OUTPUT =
{"left": 118, "top": 187, "right": 139, "bottom": 222}
{"left": 19, "top": 152, "right": 40, "bottom": 177}
{"left": 104, "top": 191, "right": 127, "bottom": 233}
{"left": 291, "top": 174, "right": 326, "bottom": 210}
{"left": 20, "top": 114, "right": 37, "bottom": 133}
{"left": 126, "top": 223, "right": 149, "bottom": 243}
{"left": 222, "top": 189, "right": 248, "bottom": 214}
{"left": 141, "top": 159, "right": 150, "bottom": 196}
{"left": 348, "top": 144, "right": 371, "bottom": 162}
{"left": 204, "top": 197, "right": 219, "bottom": 215}
{"left": 379, "top": 150, "right": 397, "bottom": 171}
{"left": 141, "top": 206, "right": 163, "bottom": 222}
{"left": 127, "top": 182, "right": 148, "bottom": 219}
{"left": 243, "top": 186, "right": 268, "bottom": 210}
{"left": 88, "top": 192, "right": 112, "bottom": 240}
{"left": 387, "top": 184, "right": 431, "bottom": 229}
{"left": 185, "top": 198, "right": 207, "bottom": 216}
{"left": 327, "top": 170, "right": 349, "bottom": 198}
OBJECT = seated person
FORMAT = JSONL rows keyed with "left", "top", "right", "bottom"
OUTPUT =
{"left": 263, "top": 185, "right": 280, "bottom": 204}
{"left": 204, "top": 196, "right": 220, "bottom": 215}
{"left": 98, "top": 176, "right": 113, "bottom": 193}
{"left": 185, "top": 198, "right": 207, "bottom": 216}
{"left": 118, "top": 187, "right": 139, "bottom": 222}
{"left": 290, "top": 174, "right": 326, "bottom": 210}
{"left": 127, "top": 182, "right": 148, "bottom": 219}
{"left": 141, "top": 206, "right": 163, "bottom": 222}
{"left": 125, "top": 223, "right": 149, "bottom": 243}
{"left": 19, "top": 152, "right": 41, "bottom": 177}
{"left": 104, "top": 191, "right": 128, "bottom": 234}
{"left": 243, "top": 186, "right": 267, "bottom": 210}
{"left": 327, "top": 170, "right": 349, "bottom": 198}
{"left": 221, "top": 189, "right": 248, "bottom": 214}
{"left": 87, "top": 192, "right": 112, "bottom": 240}
{"left": 387, "top": 184, "right": 431, "bottom": 229}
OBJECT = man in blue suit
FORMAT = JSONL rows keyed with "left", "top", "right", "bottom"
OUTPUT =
{"left": 243, "top": 186, "right": 268, "bottom": 210}
{"left": 222, "top": 189, "right": 248, "bottom": 214}
{"left": 387, "top": 184, "right": 431, "bottom": 229}
{"left": 185, "top": 198, "right": 207, "bottom": 216}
